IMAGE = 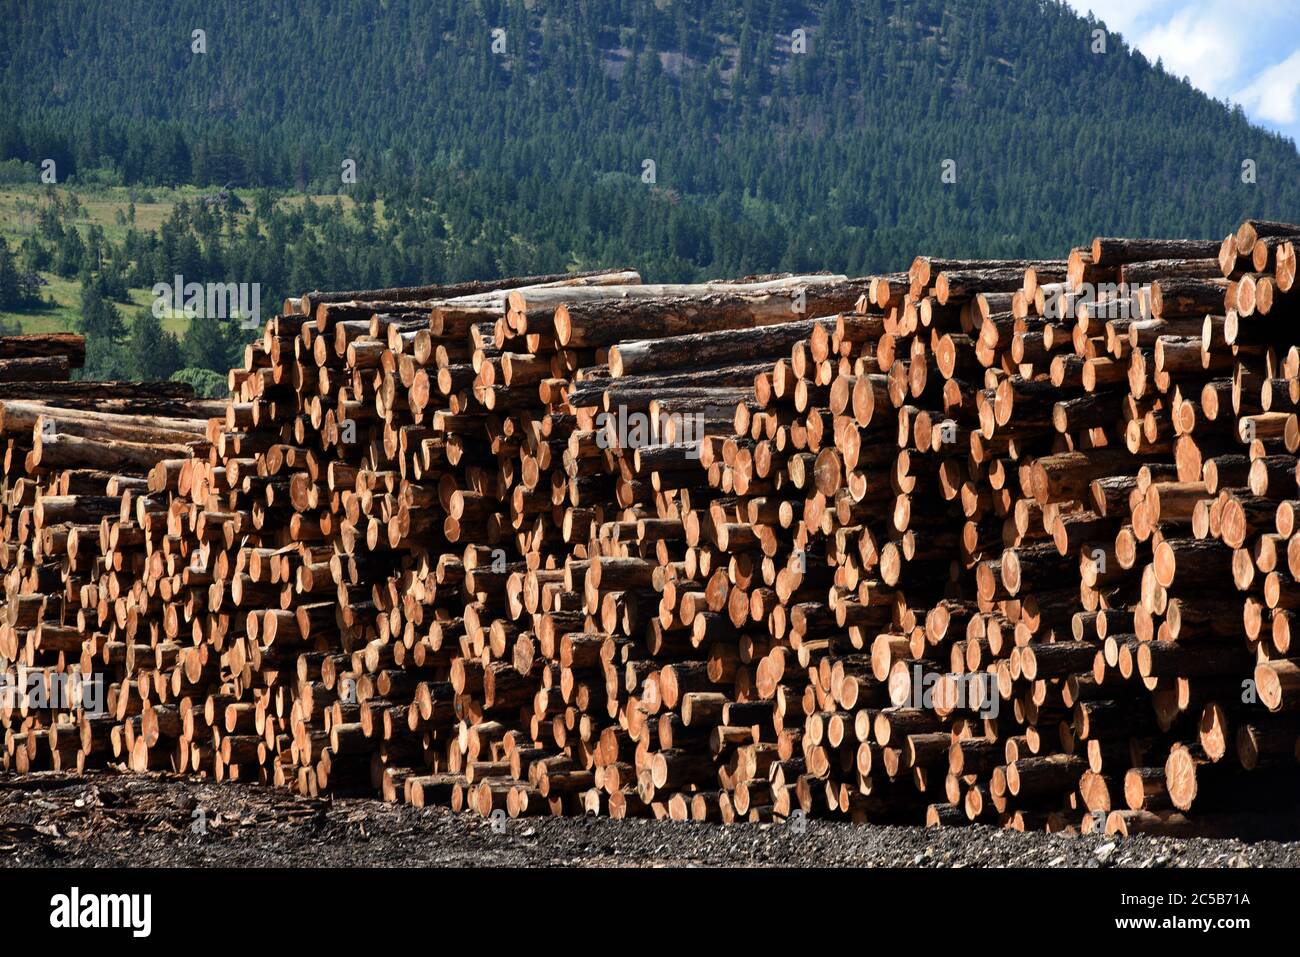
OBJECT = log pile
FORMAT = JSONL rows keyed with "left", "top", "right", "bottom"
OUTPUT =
{"left": 2, "top": 220, "right": 1300, "bottom": 838}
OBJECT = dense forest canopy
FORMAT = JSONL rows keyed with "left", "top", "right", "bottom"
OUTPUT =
{"left": 2, "top": 0, "right": 1298, "bottom": 281}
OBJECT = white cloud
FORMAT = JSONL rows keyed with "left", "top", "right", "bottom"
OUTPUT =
{"left": 1139, "top": 7, "right": 1241, "bottom": 95}
{"left": 1236, "top": 49, "right": 1300, "bottom": 127}
{"left": 1064, "top": 0, "right": 1300, "bottom": 143}
{"left": 1068, "top": 0, "right": 1172, "bottom": 34}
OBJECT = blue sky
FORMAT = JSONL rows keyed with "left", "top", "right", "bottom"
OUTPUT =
{"left": 1064, "top": 0, "right": 1300, "bottom": 146}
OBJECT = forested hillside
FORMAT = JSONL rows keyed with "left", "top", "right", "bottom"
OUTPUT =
{"left": 2, "top": 0, "right": 1298, "bottom": 280}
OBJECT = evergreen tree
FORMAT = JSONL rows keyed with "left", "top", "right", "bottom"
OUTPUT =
{"left": 82, "top": 335, "right": 131, "bottom": 380}
{"left": 19, "top": 236, "right": 51, "bottom": 273}
{"left": 0, "top": 238, "right": 39, "bottom": 309}
{"left": 181, "top": 313, "right": 240, "bottom": 374}
{"left": 54, "top": 227, "right": 87, "bottom": 278}
{"left": 77, "top": 274, "right": 128, "bottom": 341}
{"left": 127, "top": 309, "right": 183, "bottom": 380}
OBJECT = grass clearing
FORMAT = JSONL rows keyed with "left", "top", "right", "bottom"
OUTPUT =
{"left": 0, "top": 183, "right": 354, "bottom": 335}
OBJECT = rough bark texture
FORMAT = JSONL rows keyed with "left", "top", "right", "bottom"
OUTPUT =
{"left": 2, "top": 220, "right": 1300, "bottom": 841}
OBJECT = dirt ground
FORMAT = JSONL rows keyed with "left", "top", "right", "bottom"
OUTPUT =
{"left": 2, "top": 770, "right": 1298, "bottom": 868}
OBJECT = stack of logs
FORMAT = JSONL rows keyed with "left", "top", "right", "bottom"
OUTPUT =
{"left": 2, "top": 221, "right": 1299, "bottom": 838}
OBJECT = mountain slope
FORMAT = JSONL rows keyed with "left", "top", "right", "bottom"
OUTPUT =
{"left": 2, "top": 0, "right": 1298, "bottom": 278}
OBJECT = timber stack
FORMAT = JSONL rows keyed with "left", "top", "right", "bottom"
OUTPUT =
{"left": 1, "top": 221, "right": 1299, "bottom": 838}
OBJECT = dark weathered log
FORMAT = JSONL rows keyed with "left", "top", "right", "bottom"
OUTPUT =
{"left": 1091, "top": 238, "right": 1221, "bottom": 266}
{"left": 0, "top": 355, "right": 71, "bottom": 382}
{"left": 0, "top": 380, "right": 197, "bottom": 404}
{"left": 608, "top": 317, "right": 835, "bottom": 378}
{"left": 1236, "top": 220, "right": 1300, "bottom": 258}
{"left": 1150, "top": 278, "right": 1229, "bottom": 318}
{"left": 0, "top": 334, "right": 85, "bottom": 366}
{"left": 299, "top": 268, "right": 638, "bottom": 313}
{"left": 555, "top": 282, "right": 870, "bottom": 348}
{"left": 1120, "top": 258, "right": 1223, "bottom": 284}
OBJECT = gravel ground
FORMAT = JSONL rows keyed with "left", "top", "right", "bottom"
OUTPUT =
{"left": 2, "top": 770, "right": 1298, "bottom": 868}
